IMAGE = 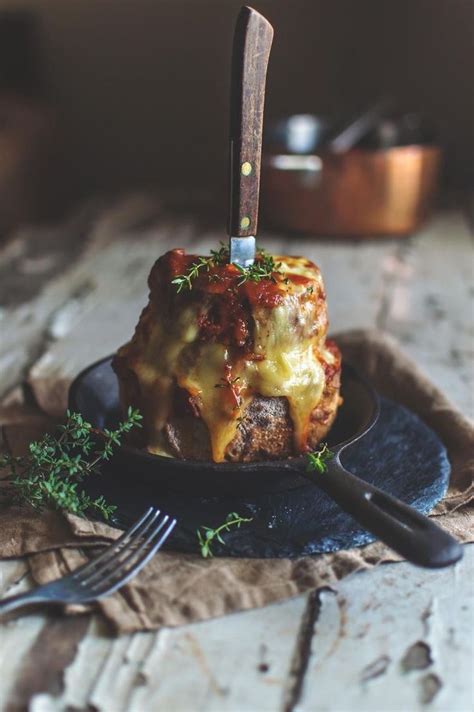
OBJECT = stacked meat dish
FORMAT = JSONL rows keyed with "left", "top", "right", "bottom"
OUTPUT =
{"left": 113, "top": 248, "right": 341, "bottom": 462}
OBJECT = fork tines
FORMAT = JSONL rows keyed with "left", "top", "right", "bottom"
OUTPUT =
{"left": 73, "top": 507, "right": 176, "bottom": 597}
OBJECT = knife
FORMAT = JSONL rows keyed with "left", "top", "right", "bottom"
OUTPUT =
{"left": 228, "top": 6, "right": 274, "bottom": 266}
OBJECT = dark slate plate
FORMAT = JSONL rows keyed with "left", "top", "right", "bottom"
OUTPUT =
{"left": 72, "top": 360, "right": 451, "bottom": 558}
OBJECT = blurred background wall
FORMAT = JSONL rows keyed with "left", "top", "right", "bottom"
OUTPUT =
{"left": 0, "top": 0, "right": 472, "bottom": 211}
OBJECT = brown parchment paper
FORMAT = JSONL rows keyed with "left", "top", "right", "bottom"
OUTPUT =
{"left": 1, "top": 330, "right": 472, "bottom": 633}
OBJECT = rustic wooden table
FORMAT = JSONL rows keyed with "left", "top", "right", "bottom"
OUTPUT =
{"left": 0, "top": 198, "right": 472, "bottom": 711}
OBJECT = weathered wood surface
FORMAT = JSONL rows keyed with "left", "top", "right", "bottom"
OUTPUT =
{"left": 2, "top": 548, "right": 472, "bottom": 712}
{"left": 296, "top": 547, "right": 473, "bottom": 712}
{"left": 0, "top": 201, "right": 472, "bottom": 711}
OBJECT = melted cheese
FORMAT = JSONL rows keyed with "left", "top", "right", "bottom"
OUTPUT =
{"left": 178, "top": 343, "right": 248, "bottom": 462}
{"left": 116, "top": 255, "right": 334, "bottom": 462}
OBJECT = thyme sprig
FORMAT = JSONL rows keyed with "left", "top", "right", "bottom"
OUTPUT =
{"left": 306, "top": 443, "right": 334, "bottom": 474}
{"left": 0, "top": 407, "right": 142, "bottom": 520}
{"left": 171, "top": 244, "right": 282, "bottom": 292}
{"left": 171, "top": 243, "right": 229, "bottom": 293}
{"left": 235, "top": 252, "right": 282, "bottom": 286}
{"left": 197, "top": 511, "right": 253, "bottom": 558}
{"left": 171, "top": 256, "right": 214, "bottom": 293}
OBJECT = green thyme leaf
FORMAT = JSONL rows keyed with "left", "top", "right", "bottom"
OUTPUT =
{"left": 306, "top": 443, "right": 334, "bottom": 474}
{"left": 234, "top": 251, "right": 282, "bottom": 286}
{"left": 196, "top": 512, "right": 253, "bottom": 558}
{"left": 1, "top": 409, "right": 142, "bottom": 520}
{"left": 171, "top": 244, "right": 282, "bottom": 292}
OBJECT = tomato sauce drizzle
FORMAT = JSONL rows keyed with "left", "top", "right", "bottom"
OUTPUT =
{"left": 156, "top": 248, "right": 305, "bottom": 350}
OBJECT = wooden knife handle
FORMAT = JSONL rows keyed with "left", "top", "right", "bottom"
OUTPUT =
{"left": 228, "top": 6, "right": 273, "bottom": 237}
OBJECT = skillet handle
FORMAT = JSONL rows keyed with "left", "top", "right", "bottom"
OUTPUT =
{"left": 302, "top": 459, "right": 463, "bottom": 568}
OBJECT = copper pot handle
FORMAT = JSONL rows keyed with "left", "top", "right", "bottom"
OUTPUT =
{"left": 266, "top": 154, "right": 321, "bottom": 171}
{"left": 265, "top": 154, "right": 322, "bottom": 187}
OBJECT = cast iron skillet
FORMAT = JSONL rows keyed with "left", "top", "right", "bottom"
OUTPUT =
{"left": 69, "top": 357, "right": 463, "bottom": 568}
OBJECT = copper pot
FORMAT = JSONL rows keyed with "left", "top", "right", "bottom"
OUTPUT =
{"left": 261, "top": 144, "right": 441, "bottom": 237}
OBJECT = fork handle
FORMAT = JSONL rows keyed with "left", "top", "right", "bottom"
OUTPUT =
{"left": 0, "top": 589, "right": 53, "bottom": 615}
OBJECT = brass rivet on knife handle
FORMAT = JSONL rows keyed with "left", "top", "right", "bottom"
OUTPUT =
{"left": 228, "top": 6, "right": 274, "bottom": 239}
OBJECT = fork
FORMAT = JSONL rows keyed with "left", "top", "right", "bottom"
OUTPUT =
{"left": 0, "top": 507, "right": 176, "bottom": 615}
